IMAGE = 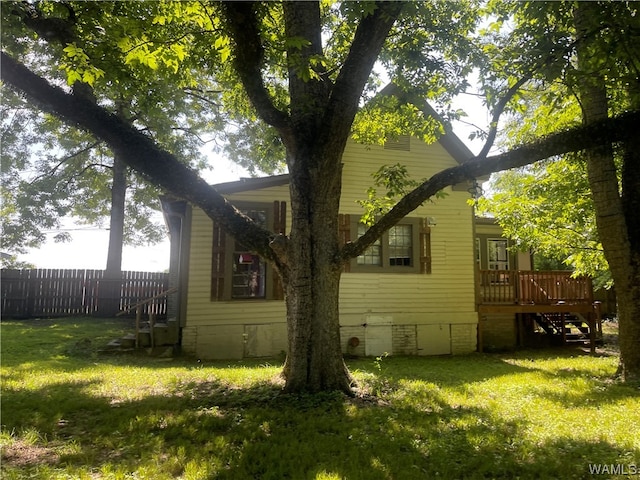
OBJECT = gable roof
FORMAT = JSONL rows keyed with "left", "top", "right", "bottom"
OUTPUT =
{"left": 211, "top": 84, "right": 475, "bottom": 193}
{"left": 376, "top": 83, "right": 474, "bottom": 165}
{"left": 213, "top": 173, "right": 290, "bottom": 194}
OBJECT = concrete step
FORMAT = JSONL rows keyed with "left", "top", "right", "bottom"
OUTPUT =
{"left": 121, "top": 333, "right": 136, "bottom": 349}
{"left": 105, "top": 339, "right": 122, "bottom": 349}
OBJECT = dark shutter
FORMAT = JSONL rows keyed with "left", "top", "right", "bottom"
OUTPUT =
{"left": 272, "top": 201, "right": 286, "bottom": 300}
{"left": 420, "top": 218, "right": 432, "bottom": 274}
{"left": 338, "top": 214, "right": 351, "bottom": 272}
{"left": 211, "top": 223, "right": 226, "bottom": 300}
{"left": 273, "top": 200, "right": 286, "bottom": 234}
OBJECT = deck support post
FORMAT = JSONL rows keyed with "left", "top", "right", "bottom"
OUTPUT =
{"left": 517, "top": 313, "right": 525, "bottom": 347}
{"left": 589, "top": 312, "right": 596, "bottom": 355}
{"left": 477, "top": 312, "right": 484, "bottom": 353}
{"left": 135, "top": 306, "right": 142, "bottom": 348}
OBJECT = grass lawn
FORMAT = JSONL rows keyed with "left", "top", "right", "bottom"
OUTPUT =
{"left": 1, "top": 318, "right": 638, "bottom": 479}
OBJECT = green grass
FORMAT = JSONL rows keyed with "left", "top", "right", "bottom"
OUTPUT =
{"left": 1, "top": 318, "right": 638, "bottom": 479}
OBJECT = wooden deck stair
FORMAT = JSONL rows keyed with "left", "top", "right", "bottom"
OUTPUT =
{"left": 534, "top": 312, "right": 602, "bottom": 345}
{"left": 477, "top": 270, "right": 603, "bottom": 352}
{"left": 102, "top": 287, "right": 179, "bottom": 355}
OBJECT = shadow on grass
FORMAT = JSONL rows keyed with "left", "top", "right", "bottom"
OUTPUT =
{"left": 2, "top": 319, "right": 638, "bottom": 479}
{"left": 2, "top": 318, "right": 276, "bottom": 375}
{"left": 3, "top": 365, "right": 638, "bottom": 479}
{"left": 347, "top": 353, "right": 638, "bottom": 413}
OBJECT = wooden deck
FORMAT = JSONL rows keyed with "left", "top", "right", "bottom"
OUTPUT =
{"left": 477, "top": 270, "right": 602, "bottom": 352}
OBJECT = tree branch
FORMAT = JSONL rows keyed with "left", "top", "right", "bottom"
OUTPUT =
{"left": 63, "top": 162, "right": 113, "bottom": 189}
{"left": 182, "top": 88, "right": 222, "bottom": 108}
{"left": 476, "top": 74, "right": 530, "bottom": 158}
{"left": 1, "top": 51, "right": 280, "bottom": 263}
{"left": 29, "top": 140, "right": 103, "bottom": 184}
{"left": 321, "top": 2, "right": 406, "bottom": 146}
{"left": 221, "top": 2, "right": 293, "bottom": 144}
{"left": 341, "top": 109, "right": 640, "bottom": 261}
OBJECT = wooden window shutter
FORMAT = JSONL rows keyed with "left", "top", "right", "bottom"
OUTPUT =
{"left": 211, "top": 223, "right": 226, "bottom": 300}
{"left": 420, "top": 218, "right": 432, "bottom": 274}
{"left": 272, "top": 201, "right": 286, "bottom": 300}
{"left": 338, "top": 214, "right": 351, "bottom": 272}
{"left": 273, "top": 200, "right": 286, "bottom": 234}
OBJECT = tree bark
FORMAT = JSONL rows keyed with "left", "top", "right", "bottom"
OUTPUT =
{"left": 618, "top": 129, "right": 640, "bottom": 383}
{"left": 96, "top": 154, "right": 127, "bottom": 316}
{"left": 282, "top": 143, "right": 353, "bottom": 393}
{"left": 105, "top": 154, "right": 127, "bottom": 278}
{"left": 574, "top": 2, "right": 640, "bottom": 382}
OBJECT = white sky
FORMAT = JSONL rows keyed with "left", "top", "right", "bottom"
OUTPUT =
{"left": 15, "top": 92, "right": 489, "bottom": 272}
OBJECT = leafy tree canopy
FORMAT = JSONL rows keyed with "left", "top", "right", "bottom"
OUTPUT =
{"left": 1, "top": 1, "right": 228, "bottom": 261}
{"left": 476, "top": 1, "right": 639, "bottom": 290}
{"left": 3, "top": 0, "right": 640, "bottom": 390}
{"left": 1, "top": 0, "right": 483, "bottom": 264}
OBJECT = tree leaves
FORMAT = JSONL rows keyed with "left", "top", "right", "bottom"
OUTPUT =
{"left": 60, "top": 44, "right": 105, "bottom": 86}
{"left": 477, "top": 158, "right": 610, "bottom": 284}
{"left": 357, "top": 163, "right": 446, "bottom": 226}
{"left": 1, "top": 1, "right": 230, "bottom": 261}
{"left": 476, "top": 1, "right": 639, "bottom": 290}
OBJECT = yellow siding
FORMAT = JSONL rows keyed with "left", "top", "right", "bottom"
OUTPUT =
{"left": 182, "top": 186, "right": 289, "bottom": 358}
{"left": 182, "top": 138, "right": 478, "bottom": 359}
{"left": 475, "top": 223, "right": 503, "bottom": 236}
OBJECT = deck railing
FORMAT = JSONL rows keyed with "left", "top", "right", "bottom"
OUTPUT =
{"left": 478, "top": 270, "right": 593, "bottom": 305}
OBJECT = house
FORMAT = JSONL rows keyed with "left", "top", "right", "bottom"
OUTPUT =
{"left": 160, "top": 137, "right": 601, "bottom": 361}
{"left": 161, "top": 125, "right": 487, "bottom": 360}
{"left": 474, "top": 217, "right": 532, "bottom": 272}
{"left": 474, "top": 217, "right": 602, "bottom": 352}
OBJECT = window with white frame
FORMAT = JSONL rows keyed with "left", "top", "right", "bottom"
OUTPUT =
{"left": 352, "top": 219, "right": 421, "bottom": 273}
{"left": 487, "top": 238, "right": 509, "bottom": 270}
{"left": 389, "top": 224, "right": 413, "bottom": 266}
{"left": 356, "top": 223, "right": 382, "bottom": 266}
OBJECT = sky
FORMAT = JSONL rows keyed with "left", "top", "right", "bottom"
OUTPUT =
{"left": 16, "top": 159, "right": 252, "bottom": 272}
{"left": 14, "top": 93, "right": 489, "bottom": 273}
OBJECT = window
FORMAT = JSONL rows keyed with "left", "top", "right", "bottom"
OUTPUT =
{"left": 487, "top": 239, "right": 509, "bottom": 270}
{"left": 356, "top": 224, "right": 381, "bottom": 266}
{"left": 389, "top": 225, "right": 413, "bottom": 266}
{"left": 351, "top": 217, "right": 424, "bottom": 273}
{"left": 232, "top": 209, "right": 267, "bottom": 299}
{"left": 211, "top": 201, "right": 286, "bottom": 301}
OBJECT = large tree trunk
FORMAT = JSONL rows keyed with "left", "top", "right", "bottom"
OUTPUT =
{"left": 575, "top": 2, "right": 640, "bottom": 382}
{"left": 276, "top": 2, "right": 360, "bottom": 393}
{"left": 618, "top": 87, "right": 640, "bottom": 382}
{"left": 99, "top": 154, "right": 127, "bottom": 316}
{"left": 282, "top": 238, "right": 352, "bottom": 393}
{"left": 281, "top": 142, "right": 353, "bottom": 393}
{"left": 105, "top": 154, "right": 127, "bottom": 277}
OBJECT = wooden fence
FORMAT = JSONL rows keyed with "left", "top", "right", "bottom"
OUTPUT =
{"left": 1, "top": 269, "right": 170, "bottom": 318}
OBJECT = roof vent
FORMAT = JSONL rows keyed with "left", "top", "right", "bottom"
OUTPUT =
{"left": 384, "top": 135, "right": 410, "bottom": 151}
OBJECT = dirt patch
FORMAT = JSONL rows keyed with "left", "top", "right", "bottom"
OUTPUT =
{"left": 1, "top": 440, "right": 60, "bottom": 468}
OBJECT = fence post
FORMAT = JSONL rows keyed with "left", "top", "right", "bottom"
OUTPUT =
{"left": 26, "top": 269, "right": 38, "bottom": 317}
